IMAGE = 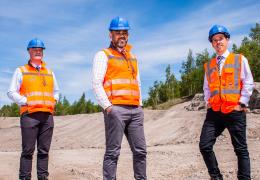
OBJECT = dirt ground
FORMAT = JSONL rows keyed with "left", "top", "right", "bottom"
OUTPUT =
{"left": 0, "top": 102, "right": 259, "bottom": 180}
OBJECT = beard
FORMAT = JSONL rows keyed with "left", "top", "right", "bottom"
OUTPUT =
{"left": 115, "top": 38, "right": 127, "bottom": 48}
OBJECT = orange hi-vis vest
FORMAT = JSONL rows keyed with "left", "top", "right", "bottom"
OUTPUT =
{"left": 204, "top": 53, "right": 242, "bottom": 114}
{"left": 19, "top": 63, "right": 55, "bottom": 115}
{"left": 103, "top": 46, "right": 140, "bottom": 106}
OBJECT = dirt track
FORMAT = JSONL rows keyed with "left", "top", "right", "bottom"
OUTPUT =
{"left": 0, "top": 102, "right": 260, "bottom": 180}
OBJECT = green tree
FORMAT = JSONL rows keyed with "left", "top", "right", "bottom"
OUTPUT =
{"left": 77, "top": 93, "right": 87, "bottom": 114}
{"left": 180, "top": 50, "right": 195, "bottom": 96}
{"left": 0, "top": 103, "right": 19, "bottom": 117}
{"left": 180, "top": 49, "right": 195, "bottom": 74}
{"left": 144, "top": 65, "right": 180, "bottom": 108}
{"left": 165, "top": 65, "right": 179, "bottom": 100}
{"left": 1, "top": 93, "right": 101, "bottom": 116}
{"left": 62, "top": 96, "right": 71, "bottom": 115}
{"left": 55, "top": 95, "right": 71, "bottom": 115}
{"left": 233, "top": 23, "right": 260, "bottom": 81}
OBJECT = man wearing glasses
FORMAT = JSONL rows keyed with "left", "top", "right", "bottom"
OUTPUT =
{"left": 92, "top": 16, "right": 147, "bottom": 180}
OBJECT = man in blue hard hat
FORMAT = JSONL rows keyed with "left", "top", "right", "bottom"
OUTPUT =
{"left": 7, "top": 38, "right": 60, "bottom": 180}
{"left": 92, "top": 16, "right": 147, "bottom": 180}
{"left": 199, "top": 25, "right": 254, "bottom": 180}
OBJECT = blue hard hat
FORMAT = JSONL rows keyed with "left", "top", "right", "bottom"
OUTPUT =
{"left": 208, "top": 25, "right": 230, "bottom": 42}
{"left": 27, "top": 38, "right": 46, "bottom": 50}
{"left": 109, "top": 16, "right": 130, "bottom": 31}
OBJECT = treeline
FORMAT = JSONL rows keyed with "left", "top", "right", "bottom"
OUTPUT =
{"left": 0, "top": 103, "right": 20, "bottom": 117}
{"left": 0, "top": 93, "right": 101, "bottom": 117}
{"left": 55, "top": 93, "right": 101, "bottom": 116}
{"left": 144, "top": 23, "right": 260, "bottom": 108}
{"left": 143, "top": 49, "right": 213, "bottom": 108}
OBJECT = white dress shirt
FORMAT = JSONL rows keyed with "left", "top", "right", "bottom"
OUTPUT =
{"left": 203, "top": 50, "right": 254, "bottom": 106}
{"left": 7, "top": 63, "right": 60, "bottom": 105}
{"left": 92, "top": 50, "right": 143, "bottom": 110}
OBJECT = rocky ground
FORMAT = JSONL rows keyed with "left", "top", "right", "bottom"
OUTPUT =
{"left": 0, "top": 102, "right": 260, "bottom": 180}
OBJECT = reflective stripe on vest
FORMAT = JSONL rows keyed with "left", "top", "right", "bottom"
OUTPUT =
{"left": 106, "top": 55, "right": 136, "bottom": 62}
{"left": 27, "top": 100, "right": 55, "bottom": 106}
{"left": 210, "top": 89, "right": 241, "bottom": 97}
{"left": 106, "top": 90, "right": 140, "bottom": 97}
{"left": 22, "top": 72, "right": 53, "bottom": 77}
{"left": 103, "top": 78, "right": 138, "bottom": 87}
{"left": 209, "top": 54, "right": 241, "bottom": 97}
{"left": 25, "top": 91, "right": 54, "bottom": 97}
{"left": 103, "top": 48, "right": 140, "bottom": 105}
{"left": 205, "top": 53, "right": 242, "bottom": 113}
{"left": 19, "top": 64, "right": 55, "bottom": 114}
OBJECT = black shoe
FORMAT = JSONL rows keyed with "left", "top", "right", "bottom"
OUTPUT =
{"left": 38, "top": 176, "right": 48, "bottom": 180}
{"left": 210, "top": 177, "right": 223, "bottom": 180}
{"left": 19, "top": 177, "right": 31, "bottom": 180}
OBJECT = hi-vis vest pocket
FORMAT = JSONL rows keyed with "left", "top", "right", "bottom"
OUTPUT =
{"left": 223, "top": 69, "right": 234, "bottom": 87}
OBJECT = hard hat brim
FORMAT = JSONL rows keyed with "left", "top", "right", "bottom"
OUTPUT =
{"left": 109, "top": 27, "right": 130, "bottom": 31}
{"left": 27, "top": 47, "right": 46, "bottom": 50}
{"left": 208, "top": 32, "right": 230, "bottom": 42}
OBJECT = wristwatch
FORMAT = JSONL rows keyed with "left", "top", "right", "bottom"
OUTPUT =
{"left": 239, "top": 103, "right": 246, "bottom": 108}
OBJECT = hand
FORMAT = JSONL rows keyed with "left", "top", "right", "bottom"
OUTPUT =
{"left": 105, "top": 106, "right": 113, "bottom": 114}
{"left": 206, "top": 103, "right": 212, "bottom": 109}
{"left": 234, "top": 105, "right": 242, "bottom": 111}
{"left": 234, "top": 105, "right": 248, "bottom": 112}
{"left": 21, "top": 102, "right": 28, "bottom": 107}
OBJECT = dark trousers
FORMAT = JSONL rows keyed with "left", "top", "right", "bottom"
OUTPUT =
{"left": 199, "top": 109, "right": 251, "bottom": 180}
{"left": 19, "top": 112, "right": 54, "bottom": 179}
{"left": 103, "top": 105, "right": 147, "bottom": 180}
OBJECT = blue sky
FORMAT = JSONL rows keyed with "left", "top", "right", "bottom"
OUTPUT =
{"left": 0, "top": 0, "right": 260, "bottom": 106}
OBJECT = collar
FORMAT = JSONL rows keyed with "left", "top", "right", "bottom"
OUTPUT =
{"left": 28, "top": 60, "right": 46, "bottom": 69}
{"left": 217, "top": 50, "right": 230, "bottom": 59}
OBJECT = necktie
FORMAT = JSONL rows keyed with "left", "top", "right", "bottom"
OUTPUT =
{"left": 36, "top": 66, "right": 40, "bottom": 72}
{"left": 217, "top": 56, "right": 224, "bottom": 74}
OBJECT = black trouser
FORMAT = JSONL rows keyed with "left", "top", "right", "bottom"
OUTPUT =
{"left": 19, "top": 112, "right": 54, "bottom": 179}
{"left": 199, "top": 109, "right": 251, "bottom": 180}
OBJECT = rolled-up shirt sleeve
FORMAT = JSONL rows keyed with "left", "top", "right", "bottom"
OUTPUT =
{"left": 92, "top": 51, "right": 112, "bottom": 110}
{"left": 136, "top": 63, "right": 143, "bottom": 106}
{"left": 52, "top": 72, "right": 60, "bottom": 101}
